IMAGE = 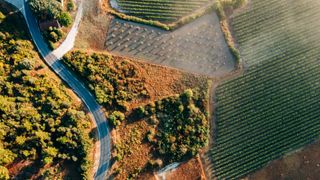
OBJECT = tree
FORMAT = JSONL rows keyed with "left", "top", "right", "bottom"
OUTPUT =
{"left": 67, "top": 1, "right": 75, "bottom": 11}
{"left": 108, "top": 111, "right": 125, "bottom": 127}
{"left": 59, "top": 12, "right": 72, "bottom": 27}
{"left": 19, "top": 58, "right": 35, "bottom": 70}
{"left": 0, "top": 148, "right": 16, "bottom": 165}
{"left": 0, "top": 166, "right": 9, "bottom": 180}
{"left": 49, "top": 31, "right": 59, "bottom": 42}
{"left": 29, "top": 0, "right": 62, "bottom": 20}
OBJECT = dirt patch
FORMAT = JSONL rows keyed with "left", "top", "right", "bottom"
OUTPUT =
{"left": 248, "top": 141, "right": 320, "bottom": 180}
{"left": 105, "top": 12, "right": 235, "bottom": 77}
{"left": 128, "top": 60, "right": 208, "bottom": 108}
{"left": 162, "top": 156, "right": 206, "bottom": 180}
{"left": 75, "top": 0, "right": 112, "bottom": 50}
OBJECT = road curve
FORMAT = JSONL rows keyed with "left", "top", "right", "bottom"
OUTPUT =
{"left": 4, "top": 0, "right": 111, "bottom": 179}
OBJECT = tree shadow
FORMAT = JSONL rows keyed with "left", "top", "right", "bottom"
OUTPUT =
{"left": 13, "top": 159, "right": 42, "bottom": 179}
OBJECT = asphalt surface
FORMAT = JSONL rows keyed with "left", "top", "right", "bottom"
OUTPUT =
{"left": 5, "top": 0, "right": 111, "bottom": 179}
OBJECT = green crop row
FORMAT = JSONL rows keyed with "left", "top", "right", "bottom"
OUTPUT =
{"left": 112, "top": 0, "right": 213, "bottom": 24}
{"left": 209, "top": 0, "right": 320, "bottom": 179}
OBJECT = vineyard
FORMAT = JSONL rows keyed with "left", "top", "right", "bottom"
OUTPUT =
{"left": 105, "top": 13, "right": 235, "bottom": 77}
{"left": 111, "top": 0, "right": 212, "bottom": 23}
{"left": 232, "top": 0, "right": 320, "bottom": 66}
{"left": 209, "top": 0, "right": 320, "bottom": 179}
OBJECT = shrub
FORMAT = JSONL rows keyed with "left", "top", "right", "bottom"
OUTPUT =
{"left": 29, "top": 0, "right": 62, "bottom": 20}
{"left": 108, "top": 111, "right": 125, "bottom": 127}
{"left": 214, "top": 1, "right": 226, "bottom": 20}
{"left": 59, "top": 12, "right": 72, "bottom": 27}
{"left": 67, "top": 1, "right": 75, "bottom": 11}
{"left": 0, "top": 11, "right": 5, "bottom": 23}
{"left": 18, "top": 58, "right": 35, "bottom": 70}
{"left": 136, "top": 106, "right": 147, "bottom": 118}
{"left": 48, "top": 41, "right": 55, "bottom": 50}
{"left": 233, "top": 0, "right": 248, "bottom": 8}
{"left": 0, "top": 166, "right": 9, "bottom": 180}
{"left": 183, "top": 89, "right": 193, "bottom": 99}
{"left": 146, "top": 129, "right": 156, "bottom": 142}
{"left": 49, "top": 30, "right": 59, "bottom": 42}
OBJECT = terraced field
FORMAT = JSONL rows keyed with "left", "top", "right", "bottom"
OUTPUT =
{"left": 105, "top": 13, "right": 235, "bottom": 77}
{"left": 110, "top": 0, "right": 212, "bottom": 23}
{"left": 209, "top": 0, "right": 320, "bottom": 179}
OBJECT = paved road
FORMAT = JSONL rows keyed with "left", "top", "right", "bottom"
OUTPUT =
{"left": 4, "top": 0, "right": 111, "bottom": 179}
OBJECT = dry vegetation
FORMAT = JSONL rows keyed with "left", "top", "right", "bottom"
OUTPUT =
{"left": 62, "top": 50, "right": 211, "bottom": 179}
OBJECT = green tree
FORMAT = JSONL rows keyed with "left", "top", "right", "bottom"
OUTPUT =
{"left": 29, "top": 0, "right": 62, "bottom": 20}
{"left": 108, "top": 111, "right": 125, "bottom": 127}
{"left": 59, "top": 12, "right": 72, "bottom": 27}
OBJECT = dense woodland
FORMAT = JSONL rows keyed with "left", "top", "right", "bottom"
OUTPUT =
{"left": 0, "top": 8, "right": 91, "bottom": 179}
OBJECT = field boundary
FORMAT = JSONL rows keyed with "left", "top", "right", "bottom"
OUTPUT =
{"left": 214, "top": 0, "right": 249, "bottom": 70}
{"left": 103, "top": 0, "right": 216, "bottom": 30}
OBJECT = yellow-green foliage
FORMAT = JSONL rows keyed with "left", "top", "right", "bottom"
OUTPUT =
{"left": 0, "top": 11, "right": 92, "bottom": 179}
{"left": 214, "top": 0, "right": 245, "bottom": 68}
{"left": 63, "top": 51, "right": 149, "bottom": 112}
{"left": 0, "top": 11, "right": 5, "bottom": 23}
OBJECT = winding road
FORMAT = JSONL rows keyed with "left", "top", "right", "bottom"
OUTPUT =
{"left": 5, "top": 0, "right": 111, "bottom": 179}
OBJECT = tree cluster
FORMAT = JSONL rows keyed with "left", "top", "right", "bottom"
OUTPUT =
{"left": 133, "top": 89, "right": 209, "bottom": 163}
{"left": 29, "top": 0, "right": 72, "bottom": 27}
{"left": 63, "top": 51, "right": 149, "bottom": 112}
{"left": 0, "top": 11, "right": 91, "bottom": 179}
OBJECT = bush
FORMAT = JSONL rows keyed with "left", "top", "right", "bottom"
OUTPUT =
{"left": 67, "top": 1, "right": 75, "bottom": 11}
{"left": 233, "top": 0, "right": 248, "bottom": 8}
{"left": 108, "top": 111, "right": 125, "bottom": 127}
{"left": 49, "top": 31, "right": 59, "bottom": 42}
{"left": 46, "top": 27, "right": 64, "bottom": 44}
{"left": 136, "top": 106, "right": 147, "bottom": 118}
{"left": 182, "top": 89, "right": 193, "bottom": 102}
{"left": 29, "top": 0, "right": 62, "bottom": 20}
{"left": 0, "top": 166, "right": 9, "bottom": 180}
{"left": 0, "top": 11, "right": 5, "bottom": 23}
{"left": 18, "top": 58, "right": 35, "bottom": 70}
{"left": 214, "top": 1, "right": 226, "bottom": 20}
{"left": 59, "top": 12, "right": 72, "bottom": 27}
{"left": 48, "top": 41, "right": 55, "bottom": 50}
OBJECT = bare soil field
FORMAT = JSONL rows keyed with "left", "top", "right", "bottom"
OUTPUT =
{"left": 105, "top": 12, "right": 235, "bottom": 77}
{"left": 161, "top": 156, "right": 206, "bottom": 180}
{"left": 75, "top": 0, "right": 112, "bottom": 50}
{"left": 248, "top": 141, "right": 320, "bottom": 180}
